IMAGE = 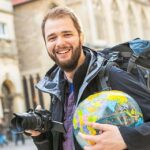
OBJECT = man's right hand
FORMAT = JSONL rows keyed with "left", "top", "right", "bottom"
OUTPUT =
{"left": 25, "top": 105, "right": 42, "bottom": 137}
{"left": 25, "top": 130, "right": 41, "bottom": 137}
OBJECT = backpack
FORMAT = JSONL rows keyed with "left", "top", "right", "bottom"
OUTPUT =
{"left": 100, "top": 38, "right": 150, "bottom": 90}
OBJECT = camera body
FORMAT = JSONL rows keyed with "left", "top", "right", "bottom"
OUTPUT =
{"left": 11, "top": 109, "right": 52, "bottom": 133}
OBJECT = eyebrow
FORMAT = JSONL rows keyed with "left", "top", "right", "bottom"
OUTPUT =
{"left": 62, "top": 31, "right": 73, "bottom": 34}
{"left": 47, "top": 30, "right": 73, "bottom": 38}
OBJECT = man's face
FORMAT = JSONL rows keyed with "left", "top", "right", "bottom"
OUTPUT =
{"left": 44, "top": 16, "right": 84, "bottom": 72}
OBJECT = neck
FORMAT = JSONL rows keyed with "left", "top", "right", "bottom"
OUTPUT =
{"left": 64, "top": 49, "right": 85, "bottom": 83}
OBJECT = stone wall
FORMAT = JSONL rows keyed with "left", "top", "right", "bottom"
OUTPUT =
{"left": 13, "top": 0, "right": 150, "bottom": 109}
{"left": 14, "top": 0, "right": 65, "bottom": 75}
{"left": 0, "top": 0, "right": 24, "bottom": 119}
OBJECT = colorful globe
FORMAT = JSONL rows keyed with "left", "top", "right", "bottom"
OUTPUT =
{"left": 73, "top": 90, "right": 143, "bottom": 148}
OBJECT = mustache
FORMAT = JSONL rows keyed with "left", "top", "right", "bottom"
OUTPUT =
{"left": 54, "top": 46, "right": 72, "bottom": 52}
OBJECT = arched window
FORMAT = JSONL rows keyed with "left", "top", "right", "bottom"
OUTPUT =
{"left": 111, "top": 0, "right": 122, "bottom": 42}
{"left": 141, "top": 10, "right": 149, "bottom": 39}
{"left": 128, "top": 6, "right": 137, "bottom": 39}
{"left": 1, "top": 83, "right": 11, "bottom": 112}
{"left": 1, "top": 80, "right": 14, "bottom": 128}
{"left": 92, "top": 0, "right": 106, "bottom": 40}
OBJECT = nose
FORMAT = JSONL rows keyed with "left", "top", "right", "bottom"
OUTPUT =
{"left": 55, "top": 36, "right": 66, "bottom": 47}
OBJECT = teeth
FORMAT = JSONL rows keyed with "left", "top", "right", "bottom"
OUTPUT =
{"left": 56, "top": 49, "right": 70, "bottom": 54}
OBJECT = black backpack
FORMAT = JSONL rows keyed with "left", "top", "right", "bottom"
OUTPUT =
{"left": 100, "top": 38, "right": 150, "bottom": 90}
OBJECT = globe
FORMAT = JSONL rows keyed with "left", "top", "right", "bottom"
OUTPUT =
{"left": 73, "top": 90, "right": 144, "bottom": 148}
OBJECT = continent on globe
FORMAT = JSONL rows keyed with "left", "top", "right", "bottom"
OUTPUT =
{"left": 73, "top": 90, "right": 144, "bottom": 148}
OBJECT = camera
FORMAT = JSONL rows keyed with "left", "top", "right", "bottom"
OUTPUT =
{"left": 11, "top": 109, "right": 52, "bottom": 133}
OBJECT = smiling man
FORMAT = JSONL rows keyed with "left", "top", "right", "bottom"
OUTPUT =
{"left": 30, "top": 6, "right": 150, "bottom": 150}
{"left": 44, "top": 15, "right": 85, "bottom": 80}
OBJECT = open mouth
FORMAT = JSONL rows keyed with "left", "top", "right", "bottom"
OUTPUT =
{"left": 56, "top": 48, "right": 71, "bottom": 54}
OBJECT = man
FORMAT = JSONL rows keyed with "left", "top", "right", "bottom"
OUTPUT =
{"left": 30, "top": 6, "right": 150, "bottom": 150}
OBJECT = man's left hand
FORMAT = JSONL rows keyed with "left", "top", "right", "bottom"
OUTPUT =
{"left": 79, "top": 122, "right": 127, "bottom": 150}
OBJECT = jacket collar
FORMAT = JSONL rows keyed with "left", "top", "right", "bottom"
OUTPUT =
{"left": 36, "top": 46, "right": 105, "bottom": 101}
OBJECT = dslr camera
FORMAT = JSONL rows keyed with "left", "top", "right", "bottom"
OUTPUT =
{"left": 11, "top": 109, "right": 52, "bottom": 133}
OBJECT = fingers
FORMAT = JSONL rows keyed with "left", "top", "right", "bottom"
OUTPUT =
{"left": 78, "top": 132, "right": 99, "bottom": 143}
{"left": 25, "top": 130, "right": 41, "bottom": 137}
{"left": 84, "top": 144, "right": 100, "bottom": 150}
{"left": 35, "top": 105, "right": 42, "bottom": 110}
{"left": 85, "top": 122, "right": 115, "bottom": 131}
{"left": 84, "top": 146, "right": 94, "bottom": 150}
{"left": 79, "top": 132, "right": 102, "bottom": 150}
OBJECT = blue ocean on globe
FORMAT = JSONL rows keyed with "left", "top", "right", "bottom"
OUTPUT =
{"left": 73, "top": 90, "right": 144, "bottom": 148}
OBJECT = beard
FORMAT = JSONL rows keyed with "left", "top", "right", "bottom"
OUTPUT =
{"left": 48, "top": 41, "right": 82, "bottom": 72}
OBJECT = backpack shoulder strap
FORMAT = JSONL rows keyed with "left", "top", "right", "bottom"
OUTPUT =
{"left": 146, "top": 70, "right": 150, "bottom": 89}
{"left": 98, "top": 61, "right": 115, "bottom": 91}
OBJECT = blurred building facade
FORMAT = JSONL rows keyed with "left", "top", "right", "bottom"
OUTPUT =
{"left": 12, "top": 0, "right": 150, "bottom": 111}
{"left": 0, "top": 0, "right": 25, "bottom": 128}
{"left": 0, "top": 0, "right": 150, "bottom": 127}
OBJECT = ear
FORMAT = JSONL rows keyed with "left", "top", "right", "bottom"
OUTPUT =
{"left": 80, "top": 33, "right": 84, "bottom": 44}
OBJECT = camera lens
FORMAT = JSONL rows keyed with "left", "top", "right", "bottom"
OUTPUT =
{"left": 11, "top": 117, "right": 24, "bottom": 133}
{"left": 11, "top": 112, "right": 42, "bottom": 132}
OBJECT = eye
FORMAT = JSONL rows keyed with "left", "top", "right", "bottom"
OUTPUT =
{"left": 64, "top": 33, "right": 73, "bottom": 37}
{"left": 47, "top": 36, "right": 57, "bottom": 42}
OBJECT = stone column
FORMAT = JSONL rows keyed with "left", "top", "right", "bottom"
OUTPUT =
{"left": 13, "top": 93, "right": 25, "bottom": 113}
{"left": 29, "top": 74, "right": 37, "bottom": 108}
{"left": 22, "top": 76, "right": 30, "bottom": 110}
{"left": 26, "top": 75, "right": 33, "bottom": 108}
{"left": 36, "top": 74, "right": 44, "bottom": 108}
{"left": 86, "top": 0, "right": 97, "bottom": 43}
{"left": 0, "top": 93, "right": 4, "bottom": 118}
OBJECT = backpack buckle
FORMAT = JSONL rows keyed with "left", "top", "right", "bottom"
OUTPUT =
{"left": 127, "top": 54, "right": 139, "bottom": 72}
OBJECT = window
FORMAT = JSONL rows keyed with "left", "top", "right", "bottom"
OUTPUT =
{"left": 0, "top": 22, "right": 7, "bottom": 38}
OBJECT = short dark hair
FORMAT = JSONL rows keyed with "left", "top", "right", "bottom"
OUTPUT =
{"left": 42, "top": 6, "right": 83, "bottom": 41}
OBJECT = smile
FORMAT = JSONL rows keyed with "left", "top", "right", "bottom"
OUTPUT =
{"left": 56, "top": 48, "right": 71, "bottom": 54}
